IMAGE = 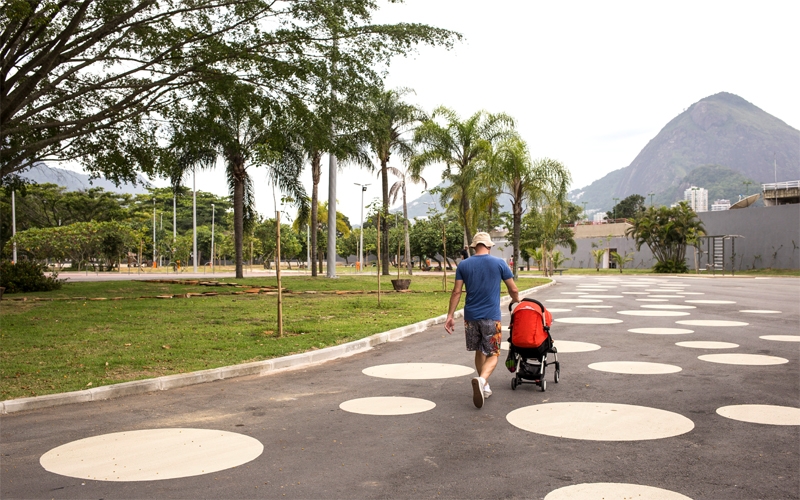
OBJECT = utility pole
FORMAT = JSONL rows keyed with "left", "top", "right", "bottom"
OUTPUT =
{"left": 354, "top": 183, "right": 369, "bottom": 272}
{"left": 152, "top": 198, "right": 156, "bottom": 265}
{"left": 326, "top": 37, "right": 338, "bottom": 278}
{"left": 211, "top": 203, "right": 215, "bottom": 273}
{"left": 11, "top": 190, "right": 17, "bottom": 263}
{"left": 192, "top": 167, "right": 197, "bottom": 273}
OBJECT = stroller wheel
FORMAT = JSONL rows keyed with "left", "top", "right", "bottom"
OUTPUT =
{"left": 511, "top": 378, "right": 517, "bottom": 390}
{"left": 554, "top": 368, "right": 560, "bottom": 383}
{"left": 541, "top": 380, "right": 547, "bottom": 392}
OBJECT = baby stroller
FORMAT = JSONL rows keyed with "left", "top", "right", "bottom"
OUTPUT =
{"left": 506, "top": 298, "right": 560, "bottom": 391}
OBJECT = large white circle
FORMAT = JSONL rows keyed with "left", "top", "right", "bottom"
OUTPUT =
{"left": 677, "top": 320, "right": 748, "bottom": 327}
{"left": 741, "top": 310, "right": 781, "bottom": 314}
{"left": 621, "top": 284, "right": 649, "bottom": 287}
{"left": 553, "top": 340, "right": 601, "bottom": 353}
{"left": 622, "top": 291, "right": 649, "bottom": 295}
{"left": 629, "top": 328, "right": 694, "bottom": 335}
{"left": 575, "top": 305, "right": 613, "bottom": 309}
{"left": 698, "top": 354, "right": 788, "bottom": 366}
{"left": 578, "top": 294, "right": 623, "bottom": 299}
{"left": 546, "top": 308, "right": 572, "bottom": 313}
{"left": 547, "top": 299, "right": 604, "bottom": 304}
{"left": 685, "top": 300, "right": 736, "bottom": 304}
{"left": 339, "top": 397, "right": 435, "bottom": 415}
{"left": 544, "top": 482, "right": 692, "bottom": 500}
{"left": 648, "top": 295, "right": 686, "bottom": 298}
{"left": 636, "top": 298, "right": 669, "bottom": 302}
{"left": 617, "top": 310, "right": 690, "bottom": 317}
{"left": 716, "top": 405, "right": 800, "bottom": 426}
{"left": 760, "top": 335, "right": 800, "bottom": 342}
{"left": 506, "top": 403, "right": 694, "bottom": 441}
{"left": 362, "top": 363, "right": 474, "bottom": 380}
{"left": 589, "top": 361, "right": 682, "bottom": 374}
{"left": 678, "top": 292, "right": 704, "bottom": 295}
{"left": 39, "top": 429, "right": 263, "bottom": 482}
{"left": 554, "top": 317, "right": 623, "bottom": 324}
{"left": 645, "top": 289, "right": 683, "bottom": 293}
{"left": 641, "top": 304, "right": 696, "bottom": 310}
{"left": 676, "top": 341, "right": 739, "bottom": 349}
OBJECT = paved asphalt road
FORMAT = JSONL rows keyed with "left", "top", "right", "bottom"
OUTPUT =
{"left": 1, "top": 276, "right": 798, "bottom": 499}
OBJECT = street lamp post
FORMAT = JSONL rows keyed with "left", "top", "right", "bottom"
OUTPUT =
{"left": 648, "top": 192, "right": 655, "bottom": 207}
{"left": 152, "top": 198, "right": 157, "bottom": 266}
{"left": 192, "top": 168, "right": 198, "bottom": 273}
{"left": 354, "top": 183, "right": 370, "bottom": 272}
{"left": 211, "top": 203, "right": 215, "bottom": 273}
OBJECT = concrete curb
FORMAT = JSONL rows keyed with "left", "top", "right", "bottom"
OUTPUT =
{"left": 1, "top": 281, "right": 554, "bottom": 415}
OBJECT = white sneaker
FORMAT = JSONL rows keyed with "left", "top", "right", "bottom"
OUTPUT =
{"left": 471, "top": 377, "right": 485, "bottom": 408}
{"left": 483, "top": 382, "right": 492, "bottom": 398}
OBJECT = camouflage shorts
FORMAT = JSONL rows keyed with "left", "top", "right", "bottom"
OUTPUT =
{"left": 464, "top": 320, "right": 502, "bottom": 357}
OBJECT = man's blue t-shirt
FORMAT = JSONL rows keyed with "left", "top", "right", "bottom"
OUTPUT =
{"left": 455, "top": 254, "right": 513, "bottom": 321}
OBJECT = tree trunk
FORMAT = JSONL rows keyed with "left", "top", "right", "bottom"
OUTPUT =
{"left": 512, "top": 199, "right": 522, "bottom": 280}
{"left": 231, "top": 159, "right": 246, "bottom": 279}
{"left": 310, "top": 150, "right": 321, "bottom": 277}
{"left": 461, "top": 192, "right": 473, "bottom": 248}
{"left": 380, "top": 157, "right": 390, "bottom": 275}
{"left": 402, "top": 185, "right": 412, "bottom": 276}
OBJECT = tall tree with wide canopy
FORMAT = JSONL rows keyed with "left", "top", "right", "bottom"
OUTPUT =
{"left": 2, "top": 0, "right": 459, "bottom": 184}
{"left": 363, "top": 89, "right": 423, "bottom": 275}
{"left": 412, "top": 108, "right": 513, "bottom": 247}
{"left": 169, "top": 80, "right": 307, "bottom": 278}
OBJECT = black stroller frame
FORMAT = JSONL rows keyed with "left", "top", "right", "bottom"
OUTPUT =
{"left": 507, "top": 298, "right": 560, "bottom": 392}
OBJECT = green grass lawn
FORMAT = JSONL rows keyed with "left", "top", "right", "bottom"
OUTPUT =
{"left": 1, "top": 275, "right": 549, "bottom": 400}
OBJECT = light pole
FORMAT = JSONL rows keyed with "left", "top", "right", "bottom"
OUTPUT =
{"left": 648, "top": 192, "right": 655, "bottom": 207}
{"left": 354, "top": 183, "right": 370, "bottom": 272}
{"left": 192, "top": 167, "right": 197, "bottom": 273}
{"left": 152, "top": 198, "right": 157, "bottom": 266}
{"left": 581, "top": 201, "right": 588, "bottom": 221}
{"left": 612, "top": 197, "right": 619, "bottom": 221}
{"left": 211, "top": 203, "right": 215, "bottom": 273}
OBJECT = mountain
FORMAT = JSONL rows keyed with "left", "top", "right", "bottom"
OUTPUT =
{"left": 19, "top": 163, "right": 151, "bottom": 194}
{"left": 570, "top": 92, "right": 800, "bottom": 211}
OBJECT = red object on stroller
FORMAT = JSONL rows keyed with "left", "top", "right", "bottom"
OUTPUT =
{"left": 506, "top": 298, "right": 560, "bottom": 392}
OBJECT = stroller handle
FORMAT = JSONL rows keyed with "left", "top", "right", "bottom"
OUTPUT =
{"left": 509, "top": 297, "right": 547, "bottom": 312}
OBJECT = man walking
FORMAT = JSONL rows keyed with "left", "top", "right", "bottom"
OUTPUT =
{"left": 445, "top": 232, "right": 519, "bottom": 408}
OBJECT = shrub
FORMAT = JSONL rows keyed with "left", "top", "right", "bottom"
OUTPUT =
{"left": 0, "top": 261, "right": 64, "bottom": 293}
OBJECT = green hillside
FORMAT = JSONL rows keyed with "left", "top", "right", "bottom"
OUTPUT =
{"left": 570, "top": 92, "right": 799, "bottom": 212}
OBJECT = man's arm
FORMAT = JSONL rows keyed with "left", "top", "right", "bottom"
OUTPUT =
{"left": 444, "top": 279, "right": 464, "bottom": 335}
{"left": 504, "top": 278, "right": 520, "bottom": 304}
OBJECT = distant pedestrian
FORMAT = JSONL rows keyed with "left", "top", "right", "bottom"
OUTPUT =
{"left": 445, "top": 232, "right": 519, "bottom": 408}
{"left": 460, "top": 246, "right": 469, "bottom": 260}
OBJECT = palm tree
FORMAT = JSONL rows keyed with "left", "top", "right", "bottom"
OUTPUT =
{"left": 388, "top": 165, "right": 426, "bottom": 275}
{"left": 626, "top": 202, "right": 705, "bottom": 273}
{"left": 412, "top": 107, "right": 513, "bottom": 247}
{"left": 364, "top": 89, "right": 423, "bottom": 275}
{"left": 170, "top": 81, "right": 307, "bottom": 278}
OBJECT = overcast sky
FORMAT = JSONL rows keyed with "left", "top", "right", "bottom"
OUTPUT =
{"left": 123, "top": 1, "right": 800, "bottom": 225}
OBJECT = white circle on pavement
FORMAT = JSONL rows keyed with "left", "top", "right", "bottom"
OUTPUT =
{"left": 629, "top": 328, "right": 694, "bottom": 335}
{"left": 547, "top": 299, "right": 604, "bottom": 304}
{"left": 339, "top": 397, "right": 435, "bottom": 415}
{"left": 544, "top": 482, "right": 692, "bottom": 500}
{"left": 637, "top": 298, "right": 669, "bottom": 302}
{"left": 677, "top": 320, "right": 748, "bottom": 327}
{"left": 561, "top": 291, "right": 590, "bottom": 295}
{"left": 698, "top": 354, "right": 788, "bottom": 366}
{"left": 676, "top": 341, "right": 739, "bottom": 349}
{"left": 645, "top": 289, "right": 684, "bottom": 293}
{"left": 39, "top": 428, "right": 263, "bottom": 482}
{"left": 362, "top": 363, "right": 474, "bottom": 380}
{"left": 507, "top": 402, "right": 694, "bottom": 441}
{"left": 554, "top": 317, "right": 623, "bottom": 324}
{"left": 578, "top": 294, "right": 623, "bottom": 299}
{"left": 501, "top": 341, "right": 510, "bottom": 350}
{"left": 641, "top": 304, "right": 696, "bottom": 310}
{"left": 552, "top": 340, "right": 601, "bottom": 353}
{"left": 621, "top": 284, "right": 649, "bottom": 287}
{"left": 678, "top": 292, "right": 704, "bottom": 295}
{"left": 716, "top": 405, "right": 800, "bottom": 426}
{"left": 760, "top": 335, "right": 800, "bottom": 342}
{"left": 589, "top": 361, "right": 682, "bottom": 374}
{"left": 617, "top": 310, "right": 690, "bottom": 317}
{"left": 685, "top": 300, "right": 736, "bottom": 304}
{"left": 623, "top": 291, "right": 650, "bottom": 295}
{"left": 740, "top": 310, "right": 781, "bottom": 314}
{"left": 576, "top": 305, "right": 613, "bottom": 309}
{"left": 648, "top": 295, "right": 686, "bottom": 298}
{"left": 546, "top": 308, "right": 572, "bottom": 313}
